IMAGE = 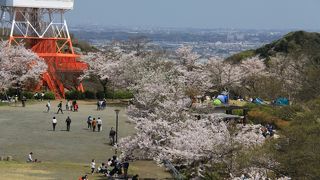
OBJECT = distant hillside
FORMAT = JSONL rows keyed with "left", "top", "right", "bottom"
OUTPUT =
{"left": 226, "top": 31, "right": 320, "bottom": 63}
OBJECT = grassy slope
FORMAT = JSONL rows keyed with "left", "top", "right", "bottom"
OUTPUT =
{"left": 225, "top": 31, "right": 320, "bottom": 63}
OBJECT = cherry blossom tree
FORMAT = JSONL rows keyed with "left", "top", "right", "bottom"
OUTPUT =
{"left": 206, "top": 56, "right": 267, "bottom": 94}
{"left": 81, "top": 49, "right": 126, "bottom": 94}
{"left": 206, "top": 57, "right": 243, "bottom": 89}
{"left": 82, "top": 45, "right": 268, "bottom": 177}
{"left": 0, "top": 41, "right": 47, "bottom": 92}
{"left": 175, "top": 46, "right": 212, "bottom": 100}
{"left": 116, "top": 53, "right": 266, "bottom": 174}
{"left": 267, "top": 54, "right": 309, "bottom": 99}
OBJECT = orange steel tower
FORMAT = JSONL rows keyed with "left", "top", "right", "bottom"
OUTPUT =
{"left": 0, "top": 0, "right": 87, "bottom": 98}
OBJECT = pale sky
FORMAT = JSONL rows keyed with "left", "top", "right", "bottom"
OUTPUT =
{"left": 66, "top": 0, "right": 320, "bottom": 29}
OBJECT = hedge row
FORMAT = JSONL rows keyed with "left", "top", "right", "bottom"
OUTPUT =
{"left": 65, "top": 90, "right": 134, "bottom": 100}
{"left": 0, "top": 91, "right": 56, "bottom": 100}
{"left": 1, "top": 90, "right": 134, "bottom": 100}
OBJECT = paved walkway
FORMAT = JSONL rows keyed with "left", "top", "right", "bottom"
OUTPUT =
{"left": 0, "top": 100, "right": 136, "bottom": 163}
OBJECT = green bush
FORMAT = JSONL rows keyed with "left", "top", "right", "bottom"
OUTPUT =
{"left": 96, "top": 91, "right": 105, "bottom": 100}
{"left": 271, "top": 105, "right": 302, "bottom": 121}
{"left": 44, "top": 92, "right": 55, "bottom": 100}
{"left": 6, "top": 88, "right": 18, "bottom": 97}
{"left": 248, "top": 109, "right": 290, "bottom": 129}
{"left": 105, "top": 90, "right": 134, "bottom": 99}
{"left": 22, "top": 92, "right": 34, "bottom": 99}
{"left": 65, "top": 90, "right": 85, "bottom": 100}
{"left": 247, "top": 104, "right": 302, "bottom": 121}
{"left": 0, "top": 93, "right": 6, "bottom": 100}
{"left": 84, "top": 90, "right": 96, "bottom": 99}
{"left": 232, "top": 109, "right": 244, "bottom": 116}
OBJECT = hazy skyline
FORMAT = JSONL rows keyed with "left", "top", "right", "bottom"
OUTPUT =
{"left": 66, "top": 0, "right": 320, "bottom": 30}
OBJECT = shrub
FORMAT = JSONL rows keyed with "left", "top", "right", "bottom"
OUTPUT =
{"left": 248, "top": 110, "right": 289, "bottom": 129}
{"left": 232, "top": 109, "right": 244, "bottom": 116}
{"left": 84, "top": 90, "right": 96, "bottom": 99}
{"left": 114, "top": 90, "right": 134, "bottom": 99}
{"left": 22, "top": 92, "right": 34, "bottom": 99}
{"left": 6, "top": 88, "right": 18, "bottom": 97}
{"left": 44, "top": 92, "right": 55, "bottom": 100}
{"left": 247, "top": 104, "right": 302, "bottom": 121}
{"left": 96, "top": 91, "right": 105, "bottom": 100}
{"left": 65, "top": 90, "right": 85, "bottom": 100}
{"left": 244, "top": 103, "right": 259, "bottom": 110}
{"left": 0, "top": 93, "right": 6, "bottom": 100}
{"left": 105, "top": 89, "right": 134, "bottom": 99}
{"left": 271, "top": 105, "right": 302, "bottom": 121}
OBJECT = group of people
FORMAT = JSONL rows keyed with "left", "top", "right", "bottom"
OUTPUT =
{"left": 97, "top": 99, "right": 107, "bottom": 111}
{"left": 90, "top": 156, "right": 138, "bottom": 179}
{"left": 34, "top": 92, "right": 45, "bottom": 101}
{"left": 87, "top": 116, "right": 103, "bottom": 132}
{"left": 51, "top": 115, "right": 116, "bottom": 141}
{"left": 46, "top": 100, "right": 79, "bottom": 114}
{"left": 51, "top": 116, "right": 72, "bottom": 131}
{"left": 260, "top": 123, "right": 275, "bottom": 137}
{"left": 66, "top": 100, "right": 79, "bottom": 112}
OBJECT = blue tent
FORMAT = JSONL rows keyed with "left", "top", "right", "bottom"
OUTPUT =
{"left": 217, "top": 95, "right": 228, "bottom": 104}
{"left": 253, "top": 98, "right": 264, "bottom": 105}
{"left": 275, "top": 97, "right": 289, "bottom": 106}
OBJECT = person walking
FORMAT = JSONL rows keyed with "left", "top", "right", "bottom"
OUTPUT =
{"left": 66, "top": 116, "right": 71, "bottom": 131}
{"left": 91, "top": 159, "right": 96, "bottom": 175}
{"left": 87, "top": 116, "right": 92, "bottom": 129}
{"left": 66, "top": 100, "right": 69, "bottom": 111}
{"left": 74, "top": 103, "right": 79, "bottom": 112}
{"left": 97, "top": 117, "right": 102, "bottom": 132}
{"left": 57, "top": 101, "right": 63, "bottom": 114}
{"left": 14, "top": 95, "right": 18, "bottom": 106}
{"left": 72, "top": 100, "right": 77, "bottom": 112}
{"left": 68, "top": 100, "right": 72, "bottom": 111}
{"left": 109, "top": 127, "right": 116, "bottom": 145}
{"left": 52, "top": 117, "right": 57, "bottom": 131}
{"left": 97, "top": 100, "right": 100, "bottom": 111}
{"left": 21, "top": 96, "right": 27, "bottom": 107}
{"left": 46, "top": 101, "right": 51, "bottom": 112}
{"left": 92, "top": 118, "right": 97, "bottom": 132}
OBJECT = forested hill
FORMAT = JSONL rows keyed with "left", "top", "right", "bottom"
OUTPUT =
{"left": 226, "top": 31, "right": 320, "bottom": 63}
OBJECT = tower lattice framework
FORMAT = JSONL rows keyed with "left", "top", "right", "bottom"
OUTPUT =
{"left": 0, "top": 6, "right": 87, "bottom": 98}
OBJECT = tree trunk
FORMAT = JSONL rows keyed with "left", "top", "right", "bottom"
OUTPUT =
{"left": 99, "top": 79, "right": 108, "bottom": 99}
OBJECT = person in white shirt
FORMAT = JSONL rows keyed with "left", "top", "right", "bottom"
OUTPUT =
{"left": 97, "top": 117, "right": 102, "bottom": 132}
{"left": 91, "top": 159, "right": 96, "bottom": 175}
{"left": 41, "top": 93, "right": 44, "bottom": 101}
{"left": 27, "top": 152, "right": 33, "bottom": 162}
{"left": 52, "top": 117, "right": 57, "bottom": 131}
{"left": 46, "top": 101, "right": 51, "bottom": 112}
